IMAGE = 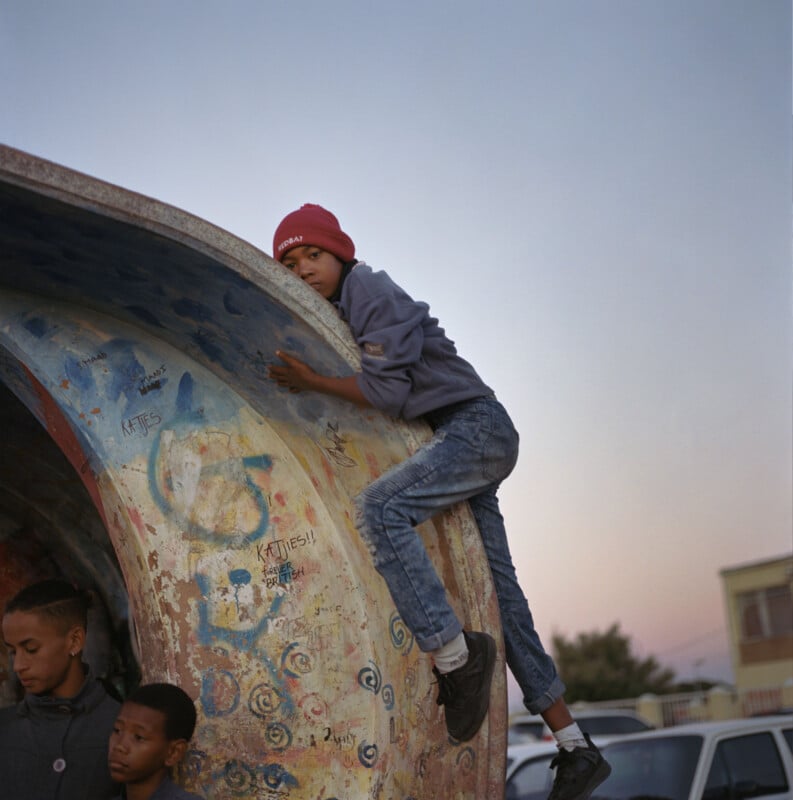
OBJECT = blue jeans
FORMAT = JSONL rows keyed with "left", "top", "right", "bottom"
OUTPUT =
{"left": 354, "top": 395, "right": 565, "bottom": 714}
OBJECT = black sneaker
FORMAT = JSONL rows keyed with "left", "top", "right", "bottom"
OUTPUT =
{"left": 432, "top": 630, "right": 496, "bottom": 741}
{"left": 548, "top": 734, "right": 611, "bottom": 800}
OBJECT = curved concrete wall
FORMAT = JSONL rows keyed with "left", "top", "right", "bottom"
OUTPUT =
{"left": 0, "top": 145, "right": 506, "bottom": 799}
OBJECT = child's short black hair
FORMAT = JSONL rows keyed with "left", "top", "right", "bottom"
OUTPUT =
{"left": 127, "top": 682, "right": 197, "bottom": 741}
{"left": 4, "top": 578, "right": 92, "bottom": 632}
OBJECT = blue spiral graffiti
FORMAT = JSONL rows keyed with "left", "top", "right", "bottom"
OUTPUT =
{"left": 222, "top": 759, "right": 256, "bottom": 795}
{"left": 357, "top": 660, "right": 382, "bottom": 695}
{"left": 265, "top": 722, "right": 293, "bottom": 751}
{"left": 258, "top": 763, "right": 299, "bottom": 791}
{"left": 456, "top": 746, "right": 476, "bottom": 772}
{"left": 280, "top": 641, "right": 313, "bottom": 678}
{"left": 248, "top": 682, "right": 286, "bottom": 718}
{"left": 389, "top": 612, "right": 414, "bottom": 655}
{"left": 200, "top": 668, "right": 240, "bottom": 717}
{"left": 357, "top": 740, "right": 379, "bottom": 769}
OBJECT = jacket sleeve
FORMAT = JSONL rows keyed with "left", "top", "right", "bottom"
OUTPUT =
{"left": 343, "top": 271, "right": 428, "bottom": 418}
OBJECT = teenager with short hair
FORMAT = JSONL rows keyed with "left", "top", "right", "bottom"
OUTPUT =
{"left": 0, "top": 578, "right": 121, "bottom": 799}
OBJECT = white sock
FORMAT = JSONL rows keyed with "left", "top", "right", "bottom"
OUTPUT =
{"left": 553, "top": 722, "right": 587, "bottom": 751}
{"left": 432, "top": 632, "right": 469, "bottom": 674}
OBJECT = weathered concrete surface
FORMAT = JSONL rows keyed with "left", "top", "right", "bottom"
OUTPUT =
{"left": 0, "top": 144, "right": 507, "bottom": 799}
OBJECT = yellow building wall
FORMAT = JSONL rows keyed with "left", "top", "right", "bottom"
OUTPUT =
{"left": 721, "top": 555, "right": 793, "bottom": 692}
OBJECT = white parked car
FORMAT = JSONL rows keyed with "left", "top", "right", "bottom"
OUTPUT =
{"left": 508, "top": 707, "right": 654, "bottom": 745}
{"left": 505, "top": 715, "right": 793, "bottom": 800}
{"left": 505, "top": 740, "right": 565, "bottom": 800}
{"left": 593, "top": 715, "right": 793, "bottom": 800}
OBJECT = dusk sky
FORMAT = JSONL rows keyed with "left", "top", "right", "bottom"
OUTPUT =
{"left": 2, "top": 1, "right": 790, "bottom": 702}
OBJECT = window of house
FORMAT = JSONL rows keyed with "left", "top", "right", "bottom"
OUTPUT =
{"left": 737, "top": 584, "right": 793, "bottom": 641}
{"left": 766, "top": 585, "right": 793, "bottom": 635}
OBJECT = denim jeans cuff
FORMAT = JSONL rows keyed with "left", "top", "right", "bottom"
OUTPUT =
{"left": 415, "top": 618, "right": 464, "bottom": 653}
{"left": 523, "top": 675, "right": 567, "bottom": 715}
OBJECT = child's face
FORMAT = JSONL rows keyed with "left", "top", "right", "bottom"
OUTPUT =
{"left": 108, "top": 701, "right": 185, "bottom": 786}
{"left": 281, "top": 245, "right": 343, "bottom": 299}
{"left": 2, "top": 610, "right": 82, "bottom": 697}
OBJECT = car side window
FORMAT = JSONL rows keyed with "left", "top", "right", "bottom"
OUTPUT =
{"left": 504, "top": 755, "right": 555, "bottom": 800}
{"left": 704, "top": 733, "right": 788, "bottom": 798}
{"left": 783, "top": 728, "right": 793, "bottom": 756}
{"left": 703, "top": 747, "right": 731, "bottom": 799}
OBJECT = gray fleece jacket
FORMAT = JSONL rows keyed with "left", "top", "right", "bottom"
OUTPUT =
{"left": 336, "top": 263, "right": 491, "bottom": 419}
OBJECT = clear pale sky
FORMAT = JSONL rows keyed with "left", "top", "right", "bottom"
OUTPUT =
{"left": 2, "top": 1, "right": 791, "bottom": 700}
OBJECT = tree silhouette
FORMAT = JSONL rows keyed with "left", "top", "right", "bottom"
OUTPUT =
{"left": 552, "top": 622, "right": 676, "bottom": 702}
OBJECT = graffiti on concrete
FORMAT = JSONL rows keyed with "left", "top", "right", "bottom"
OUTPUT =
{"left": 0, "top": 146, "right": 507, "bottom": 799}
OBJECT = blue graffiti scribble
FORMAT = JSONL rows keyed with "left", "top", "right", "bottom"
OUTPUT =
{"left": 194, "top": 572, "right": 294, "bottom": 715}
{"left": 358, "top": 740, "right": 379, "bottom": 769}
{"left": 248, "top": 682, "right": 286, "bottom": 719}
{"left": 456, "top": 746, "right": 476, "bottom": 771}
{"left": 148, "top": 448, "right": 273, "bottom": 545}
{"left": 200, "top": 668, "right": 240, "bottom": 717}
{"left": 389, "top": 612, "right": 414, "bottom": 655}
{"left": 176, "top": 371, "right": 194, "bottom": 413}
{"left": 104, "top": 339, "right": 146, "bottom": 402}
{"left": 195, "top": 572, "right": 283, "bottom": 651}
{"left": 229, "top": 568, "right": 251, "bottom": 613}
{"left": 147, "top": 374, "right": 273, "bottom": 546}
{"left": 261, "top": 762, "right": 298, "bottom": 789}
{"left": 220, "top": 759, "right": 256, "bottom": 796}
{"left": 264, "top": 722, "right": 293, "bottom": 751}
{"left": 216, "top": 759, "right": 298, "bottom": 796}
{"left": 359, "top": 661, "right": 395, "bottom": 709}
{"left": 280, "top": 641, "right": 313, "bottom": 679}
{"left": 229, "top": 567, "right": 252, "bottom": 584}
{"left": 64, "top": 361, "right": 95, "bottom": 395}
{"left": 357, "top": 660, "right": 382, "bottom": 695}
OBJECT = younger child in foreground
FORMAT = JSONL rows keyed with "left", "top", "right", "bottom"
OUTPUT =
{"left": 269, "top": 204, "right": 611, "bottom": 800}
{"left": 108, "top": 682, "right": 203, "bottom": 800}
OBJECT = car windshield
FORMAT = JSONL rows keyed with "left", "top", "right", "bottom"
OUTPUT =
{"left": 592, "top": 735, "right": 703, "bottom": 800}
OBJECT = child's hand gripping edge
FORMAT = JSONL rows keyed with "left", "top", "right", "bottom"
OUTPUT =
{"left": 268, "top": 350, "right": 371, "bottom": 407}
{"left": 268, "top": 350, "right": 320, "bottom": 393}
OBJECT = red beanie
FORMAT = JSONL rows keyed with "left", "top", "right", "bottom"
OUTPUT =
{"left": 272, "top": 204, "right": 356, "bottom": 263}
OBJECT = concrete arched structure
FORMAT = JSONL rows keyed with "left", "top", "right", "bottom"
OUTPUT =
{"left": 0, "top": 145, "right": 506, "bottom": 799}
